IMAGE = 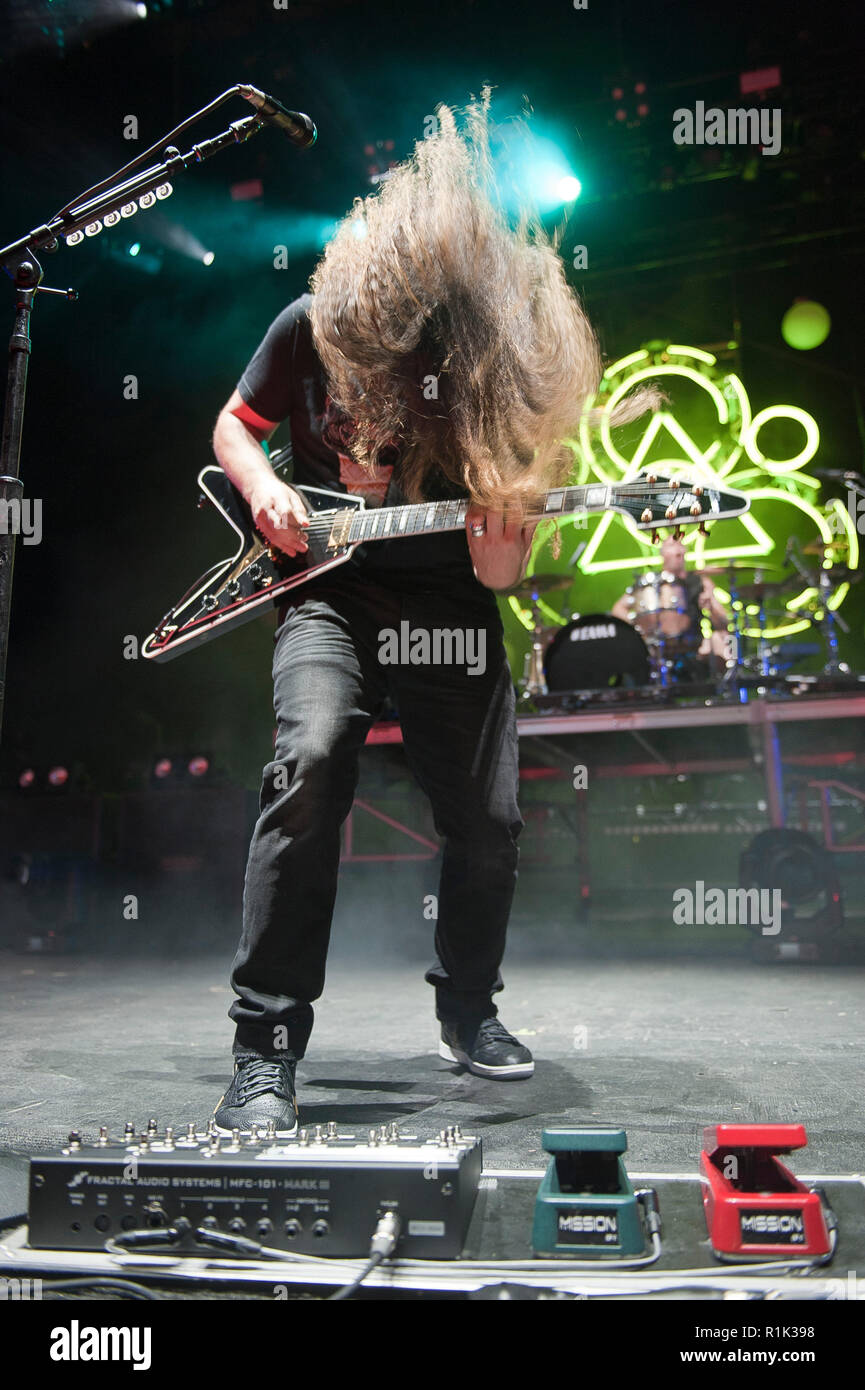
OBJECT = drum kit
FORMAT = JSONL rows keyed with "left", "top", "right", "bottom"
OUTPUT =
{"left": 511, "top": 539, "right": 859, "bottom": 703}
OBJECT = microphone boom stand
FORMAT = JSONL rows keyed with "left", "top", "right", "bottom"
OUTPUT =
{"left": 0, "top": 107, "right": 269, "bottom": 745}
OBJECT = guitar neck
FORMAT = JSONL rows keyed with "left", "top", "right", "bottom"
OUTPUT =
{"left": 346, "top": 484, "right": 610, "bottom": 544}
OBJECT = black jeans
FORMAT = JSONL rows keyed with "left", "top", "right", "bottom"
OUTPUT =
{"left": 228, "top": 577, "right": 523, "bottom": 1059}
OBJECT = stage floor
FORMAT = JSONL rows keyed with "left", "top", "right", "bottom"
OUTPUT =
{"left": 2, "top": 950, "right": 862, "bottom": 1192}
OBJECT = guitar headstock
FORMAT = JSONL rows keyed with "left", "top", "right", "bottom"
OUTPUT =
{"left": 612, "top": 469, "right": 750, "bottom": 539}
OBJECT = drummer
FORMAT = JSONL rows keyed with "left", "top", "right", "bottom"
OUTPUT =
{"left": 611, "top": 536, "right": 730, "bottom": 663}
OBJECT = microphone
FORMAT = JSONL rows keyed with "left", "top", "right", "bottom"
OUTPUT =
{"left": 239, "top": 85, "right": 317, "bottom": 148}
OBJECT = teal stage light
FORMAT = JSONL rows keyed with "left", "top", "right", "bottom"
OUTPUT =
{"left": 556, "top": 175, "right": 582, "bottom": 202}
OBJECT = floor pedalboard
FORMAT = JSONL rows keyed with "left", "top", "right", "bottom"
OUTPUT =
{"left": 4, "top": 1123, "right": 863, "bottom": 1298}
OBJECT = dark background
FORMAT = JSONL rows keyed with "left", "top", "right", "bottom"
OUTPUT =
{"left": 1, "top": 0, "right": 863, "bottom": 794}
{"left": 0, "top": 0, "right": 863, "bottom": 966}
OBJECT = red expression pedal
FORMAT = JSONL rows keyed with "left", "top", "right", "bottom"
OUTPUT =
{"left": 700, "top": 1123, "right": 833, "bottom": 1260}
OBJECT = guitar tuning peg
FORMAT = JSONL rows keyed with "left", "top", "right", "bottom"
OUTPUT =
{"left": 673, "top": 526, "right": 685, "bottom": 541}
{"left": 698, "top": 522, "right": 710, "bottom": 537}
{"left": 651, "top": 529, "right": 660, "bottom": 545}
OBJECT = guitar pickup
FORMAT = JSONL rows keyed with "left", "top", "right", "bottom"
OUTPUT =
{"left": 327, "top": 511, "right": 354, "bottom": 550}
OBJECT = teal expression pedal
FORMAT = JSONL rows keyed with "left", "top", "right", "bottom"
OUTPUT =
{"left": 532, "top": 1127, "right": 646, "bottom": 1257}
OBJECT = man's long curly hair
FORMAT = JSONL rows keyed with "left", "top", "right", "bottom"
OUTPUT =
{"left": 309, "top": 91, "right": 659, "bottom": 511}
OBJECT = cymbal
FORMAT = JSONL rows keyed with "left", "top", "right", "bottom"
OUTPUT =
{"left": 804, "top": 563, "right": 861, "bottom": 583}
{"left": 802, "top": 539, "right": 850, "bottom": 555}
{"left": 506, "top": 572, "right": 574, "bottom": 599}
{"left": 736, "top": 578, "right": 796, "bottom": 602}
{"left": 823, "top": 563, "right": 861, "bottom": 581}
{"left": 698, "top": 562, "right": 787, "bottom": 576}
{"left": 626, "top": 560, "right": 787, "bottom": 576}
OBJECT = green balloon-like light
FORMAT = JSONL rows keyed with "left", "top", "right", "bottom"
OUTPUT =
{"left": 781, "top": 300, "right": 831, "bottom": 351}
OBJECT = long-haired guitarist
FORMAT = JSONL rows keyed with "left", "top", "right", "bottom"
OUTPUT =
{"left": 210, "top": 93, "right": 658, "bottom": 1135}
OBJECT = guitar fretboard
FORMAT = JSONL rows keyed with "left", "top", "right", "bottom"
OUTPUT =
{"left": 346, "top": 484, "right": 611, "bottom": 544}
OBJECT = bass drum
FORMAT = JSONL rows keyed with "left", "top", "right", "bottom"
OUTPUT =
{"left": 544, "top": 614, "right": 651, "bottom": 691}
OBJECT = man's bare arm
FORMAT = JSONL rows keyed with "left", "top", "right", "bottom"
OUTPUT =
{"left": 212, "top": 389, "right": 309, "bottom": 555}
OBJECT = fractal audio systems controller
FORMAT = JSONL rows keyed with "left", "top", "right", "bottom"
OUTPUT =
{"left": 27, "top": 1121, "right": 482, "bottom": 1259}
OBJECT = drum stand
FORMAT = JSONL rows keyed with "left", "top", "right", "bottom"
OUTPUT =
{"left": 721, "top": 572, "right": 745, "bottom": 695}
{"left": 521, "top": 598, "right": 549, "bottom": 699}
{"left": 647, "top": 637, "right": 675, "bottom": 690}
{"left": 810, "top": 570, "right": 850, "bottom": 676}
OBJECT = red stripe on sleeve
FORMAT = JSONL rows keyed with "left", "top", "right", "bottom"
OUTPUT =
{"left": 230, "top": 399, "right": 280, "bottom": 432}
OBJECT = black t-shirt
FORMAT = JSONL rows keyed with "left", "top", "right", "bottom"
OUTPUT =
{"left": 236, "top": 294, "right": 487, "bottom": 599}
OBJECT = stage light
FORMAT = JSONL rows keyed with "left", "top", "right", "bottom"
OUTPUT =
{"left": 48, "top": 767, "right": 69, "bottom": 787}
{"left": 128, "top": 242, "right": 141, "bottom": 257}
{"left": 534, "top": 161, "right": 583, "bottom": 209}
{"left": 188, "top": 756, "right": 209, "bottom": 777}
{"left": 202, "top": 251, "right": 215, "bottom": 266}
{"left": 229, "top": 179, "right": 263, "bottom": 203}
{"left": 557, "top": 175, "right": 582, "bottom": 202}
{"left": 136, "top": 2, "right": 147, "bottom": 16}
{"left": 154, "top": 758, "right": 173, "bottom": 779}
{"left": 781, "top": 300, "right": 831, "bottom": 351}
{"left": 18, "top": 769, "right": 36, "bottom": 789}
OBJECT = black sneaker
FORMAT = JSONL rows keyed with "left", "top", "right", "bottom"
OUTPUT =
{"left": 212, "top": 1054, "right": 299, "bottom": 1137}
{"left": 439, "top": 1017, "right": 534, "bottom": 1079}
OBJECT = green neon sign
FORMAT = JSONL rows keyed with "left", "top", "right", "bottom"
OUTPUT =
{"left": 536, "top": 342, "right": 853, "bottom": 641}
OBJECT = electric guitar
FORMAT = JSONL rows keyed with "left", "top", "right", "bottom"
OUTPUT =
{"left": 141, "top": 444, "right": 750, "bottom": 662}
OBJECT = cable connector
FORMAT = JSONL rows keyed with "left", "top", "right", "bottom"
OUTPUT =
{"left": 636, "top": 1187, "right": 663, "bottom": 1239}
{"left": 370, "top": 1210, "right": 401, "bottom": 1258}
{"left": 811, "top": 1186, "right": 838, "bottom": 1232}
{"left": 193, "top": 1226, "right": 263, "bottom": 1257}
